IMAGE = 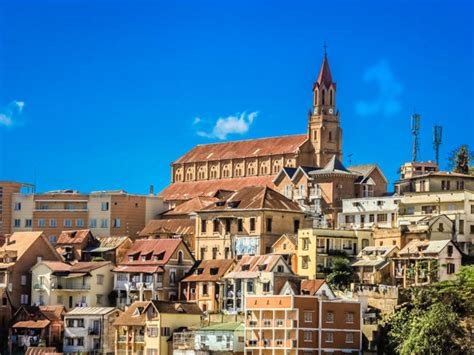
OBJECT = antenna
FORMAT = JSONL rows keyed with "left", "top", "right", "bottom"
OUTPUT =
{"left": 411, "top": 113, "right": 421, "bottom": 162}
{"left": 433, "top": 125, "right": 443, "bottom": 165}
{"left": 347, "top": 153, "right": 353, "bottom": 166}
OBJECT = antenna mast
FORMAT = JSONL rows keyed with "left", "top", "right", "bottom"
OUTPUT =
{"left": 411, "top": 113, "right": 421, "bottom": 162}
{"left": 433, "top": 125, "right": 443, "bottom": 165}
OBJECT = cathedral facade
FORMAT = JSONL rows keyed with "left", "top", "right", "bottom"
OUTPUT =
{"left": 160, "top": 54, "right": 343, "bottom": 203}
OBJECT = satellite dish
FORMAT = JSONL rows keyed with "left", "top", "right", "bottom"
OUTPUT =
{"left": 329, "top": 108, "right": 334, "bottom": 114}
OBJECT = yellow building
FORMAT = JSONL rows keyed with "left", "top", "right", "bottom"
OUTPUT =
{"left": 31, "top": 260, "right": 114, "bottom": 310}
{"left": 114, "top": 300, "right": 202, "bottom": 355}
{"left": 297, "top": 228, "right": 372, "bottom": 279}
{"left": 271, "top": 234, "right": 298, "bottom": 273}
{"left": 195, "top": 186, "right": 305, "bottom": 260}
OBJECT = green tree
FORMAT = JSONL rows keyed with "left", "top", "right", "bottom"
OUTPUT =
{"left": 448, "top": 144, "right": 473, "bottom": 174}
{"left": 326, "top": 257, "right": 353, "bottom": 290}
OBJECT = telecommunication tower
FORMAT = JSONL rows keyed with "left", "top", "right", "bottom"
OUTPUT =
{"left": 433, "top": 125, "right": 443, "bottom": 165}
{"left": 411, "top": 113, "right": 421, "bottom": 162}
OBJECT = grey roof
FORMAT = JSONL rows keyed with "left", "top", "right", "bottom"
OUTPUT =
{"left": 310, "top": 155, "right": 353, "bottom": 175}
{"left": 65, "top": 307, "right": 118, "bottom": 316}
{"left": 399, "top": 240, "right": 452, "bottom": 256}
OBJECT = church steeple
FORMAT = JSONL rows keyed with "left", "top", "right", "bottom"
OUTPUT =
{"left": 308, "top": 48, "right": 342, "bottom": 167}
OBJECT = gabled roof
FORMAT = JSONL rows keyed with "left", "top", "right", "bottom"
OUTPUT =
{"left": 310, "top": 155, "right": 353, "bottom": 176}
{"left": 199, "top": 322, "right": 244, "bottom": 332}
{"left": 149, "top": 300, "right": 202, "bottom": 315}
{"left": 0, "top": 232, "right": 60, "bottom": 266}
{"left": 119, "top": 239, "right": 183, "bottom": 266}
{"left": 39, "top": 260, "right": 111, "bottom": 273}
{"left": 57, "top": 229, "right": 93, "bottom": 245}
{"left": 181, "top": 259, "right": 234, "bottom": 282}
{"left": 272, "top": 234, "right": 298, "bottom": 250}
{"left": 200, "top": 186, "right": 302, "bottom": 212}
{"left": 114, "top": 302, "right": 148, "bottom": 326}
{"left": 162, "top": 196, "right": 218, "bottom": 216}
{"left": 66, "top": 306, "right": 118, "bottom": 316}
{"left": 159, "top": 175, "right": 277, "bottom": 201}
{"left": 398, "top": 239, "right": 458, "bottom": 256}
{"left": 225, "top": 254, "right": 290, "bottom": 279}
{"left": 348, "top": 164, "right": 388, "bottom": 184}
{"left": 173, "top": 134, "right": 308, "bottom": 164}
{"left": 300, "top": 279, "right": 327, "bottom": 295}
{"left": 39, "top": 305, "right": 66, "bottom": 321}
{"left": 139, "top": 219, "right": 195, "bottom": 237}
{"left": 273, "top": 167, "right": 299, "bottom": 183}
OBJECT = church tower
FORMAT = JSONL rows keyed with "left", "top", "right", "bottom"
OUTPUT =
{"left": 308, "top": 50, "right": 343, "bottom": 167}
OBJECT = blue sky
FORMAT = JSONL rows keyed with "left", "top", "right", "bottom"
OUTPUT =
{"left": 1, "top": 0, "right": 473, "bottom": 194}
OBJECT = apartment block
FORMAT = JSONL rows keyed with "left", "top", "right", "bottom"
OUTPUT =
{"left": 244, "top": 295, "right": 361, "bottom": 354}
{"left": 10, "top": 189, "right": 167, "bottom": 243}
{"left": 0, "top": 181, "right": 33, "bottom": 236}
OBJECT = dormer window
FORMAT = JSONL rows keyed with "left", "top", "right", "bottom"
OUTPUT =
{"left": 154, "top": 252, "right": 165, "bottom": 261}
{"left": 241, "top": 264, "right": 250, "bottom": 271}
{"left": 210, "top": 267, "right": 219, "bottom": 275}
{"left": 196, "top": 268, "right": 204, "bottom": 275}
{"left": 258, "top": 264, "right": 267, "bottom": 271}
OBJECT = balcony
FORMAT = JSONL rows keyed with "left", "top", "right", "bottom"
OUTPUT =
{"left": 135, "top": 335, "right": 145, "bottom": 343}
{"left": 89, "top": 328, "right": 100, "bottom": 335}
{"left": 118, "top": 335, "right": 127, "bottom": 343}
{"left": 52, "top": 283, "right": 91, "bottom": 291}
{"left": 309, "top": 188, "right": 322, "bottom": 199}
{"left": 33, "top": 283, "right": 45, "bottom": 290}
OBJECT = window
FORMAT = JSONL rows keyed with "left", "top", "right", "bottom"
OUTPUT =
{"left": 169, "top": 271, "right": 176, "bottom": 285}
{"left": 471, "top": 205, "right": 474, "bottom": 214}
{"left": 247, "top": 280, "right": 254, "bottom": 293}
{"left": 20, "top": 275, "right": 27, "bottom": 285}
{"left": 161, "top": 327, "right": 171, "bottom": 337}
{"left": 213, "top": 219, "right": 219, "bottom": 233}
{"left": 25, "top": 219, "right": 32, "bottom": 227}
{"left": 57, "top": 295, "right": 63, "bottom": 304}
{"left": 345, "top": 215, "right": 355, "bottom": 224}
{"left": 263, "top": 282, "right": 270, "bottom": 293}
{"left": 20, "top": 294, "right": 28, "bottom": 305}
{"left": 439, "top": 223, "right": 445, "bottom": 232}
{"left": 302, "top": 256, "right": 309, "bottom": 269}
{"left": 14, "top": 219, "right": 20, "bottom": 228}
{"left": 147, "top": 327, "right": 158, "bottom": 337}
{"left": 101, "top": 202, "right": 109, "bottom": 211}
{"left": 304, "top": 311, "right": 313, "bottom": 322}
{"left": 322, "top": 89, "right": 325, "bottom": 105}
{"left": 212, "top": 247, "right": 218, "bottom": 259}
{"left": 201, "top": 219, "right": 207, "bottom": 233}
{"left": 293, "top": 219, "right": 300, "bottom": 233}
{"left": 225, "top": 219, "right": 231, "bottom": 233}
{"left": 369, "top": 214, "right": 375, "bottom": 223}
{"left": 113, "top": 218, "right": 121, "bottom": 228}
{"left": 303, "top": 331, "right": 312, "bottom": 342}
{"left": 471, "top": 225, "right": 474, "bottom": 235}
{"left": 77, "top": 337, "right": 84, "bottom": 346}
{"left": 266, "top": 218, "right": 272, "bottom": 232}
{"left": 200, "top": 247, "right": 205, "bottom": 260}
{"left": 14, "top": 202, "right": 21, "bottom": 210}
{"left": 325, "top": 332, "right": 334, "bottom": 343}
{"left": 250, "top": 218, "right": 256, "bottom": 232}
{"left": 237, "top": 219, "right": 243, "bottom": 232}
{"left": 76, "top": 219, "right": 84, "bottom": 227}
{"left": 447, "top": 263, "right": 456, "bottom": 274}
{"left": 177, "top": 251, "right": 184, "bottom": 264}
{"left": 89, "top": 219, "right": 97, "bottom": 228}
{"left": 66, "top": 337, "right": 74, "bottom": 346}
{"left": 224, "top": 247, "right": 230, "bottom": 259}
{"left": 97, "top": 274, "right": 104, "bottom": 285}
{"left": 346, "top": 312, "right": 354, "bottom": 324}
{"left": 37, "top": 219, "right": 46, "bottom": 227}
{"left": 302, "top": 238, "right": 309, "bottom": 250}
{"left": 329, "top": 131, "right": 332, "bottom": 141}
{"left": 202, "top": 283, "right": 208, "bottom": 295}
{"left": 96, "top": 294, "right": 103, "bottom": 305}
{"left": 377, "top": 214, "right": 388, "bottom": 222}
{"left": 421, "top": 205, "right": 436, "bottom": 214}
{"left": 100, "top": 219, "right": 108, "bottom": 228}
{"left": 459, "top": 220, "right": 465, "bottom": 234}
{"left": 64, "top": 219, "right": 72, "bottom": 227}
{"left": 326, "top": 311, "right": 334, "bottom": 323}
{"left": 346, "top": 332, "right": 354, "bottom": 343}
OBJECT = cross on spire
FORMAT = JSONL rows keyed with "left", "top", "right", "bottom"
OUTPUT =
{"left": 323, "top": 42, "right": 327, "bottom": 57}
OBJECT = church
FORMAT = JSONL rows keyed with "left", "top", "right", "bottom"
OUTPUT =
{"left": 160, "top": 53, "right": 343, "bottom": 204}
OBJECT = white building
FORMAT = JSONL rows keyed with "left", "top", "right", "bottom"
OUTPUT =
{"left": 63, "top": 307, "right": 121, "bottom": 355}
{"left": 338, "top": 195, "right": 401, "bottom": 230}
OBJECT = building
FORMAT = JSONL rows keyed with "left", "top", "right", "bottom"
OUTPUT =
{"left": 244, "top": 294, "right": 361, "bottom": 354}
{"left": 222, "top": 254, "right": 300, "bottom": 314}
{"left": 399, "top": 161, "right": 439, "bottom": 180}
{"left": 195, "top": 186, "right": 305, "bottom": 260}
{"left": 271, "top": 234, "right": 298, "bottom": 273}
{"left": 160, "top": 53, "right": 343, "bottom": 205}
{"left": 392, "top": 239, "right": 462, "bottom": 287}
{"left": 0, "top": 181, "right": 34, "bottom": 236}
{"left": 398, "top": 189, "right": 474, "bottom": 254}
{"left": 31, "top": 260, "right": 114, "bottom": 310}
{"left": 82, "top": 236, "right": 133, "bottom": 264}
{"left": 372, "top": 214, "right": 454, "bottom": 249}
{"left": 395, "top": 171, "right": 474, "bottom": 195}
{"left": 297, "top": 228, "right": 371, "bottom": 279}
{"left": 0, "top": 232, "right": 62, "bottom": 337}
{"left": 338, "top": 195, "right": 401, "bottom": 230}
{"left": 55, "top": 229, "right": 98, "bottom": 261}
{"left": 9, "top": 305, "right": 65, "bottom": 354}
{"left": 11, "top": 189, "right": 167, "bottom": 243}
{"left": 300, "top": 279, "right": 336, "bottom": 299}
{"left": 139, "top": 218, "right": 196, "bottom": 253}
{"left": 273, "top": 158, "right": 388, "bottom": 228}
{"left": 113, "top": 239, "right": 195, "bottom": 307}
{"left": 114, "top": 300, "right": 202, "bottom": 355}
{"left": 63, "top": 307, "right": 120, "bottom": 355}
{"left": 352, "top": 246, "right": 399, "bottom": 284}
{"left": 180, "top": 259, "right": 235, "bottom": 313}
{"left": 173, "top": 322, "right": 245, "bottom": 355}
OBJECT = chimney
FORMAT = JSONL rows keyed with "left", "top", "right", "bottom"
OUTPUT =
{"left": 149, "top": 185, "right": 154, "bottom": 195}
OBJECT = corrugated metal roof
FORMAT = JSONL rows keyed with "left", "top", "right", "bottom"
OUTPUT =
{"left": 66, "top": 307, "right": 117, "bottom": 315}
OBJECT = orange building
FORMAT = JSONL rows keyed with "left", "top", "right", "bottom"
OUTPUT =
{"left": 0, "top": 181, "right": 33, "bottom": 236}
{"left": 245, "top": 295, "right": 361, "bottom": 354}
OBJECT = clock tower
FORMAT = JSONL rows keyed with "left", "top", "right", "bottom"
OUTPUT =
{"left": 308, "top": 50, "right": 343, "bottom": 167}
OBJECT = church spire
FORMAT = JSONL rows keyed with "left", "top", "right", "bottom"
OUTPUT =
{"left": 316, "top": 47, "right": 333, "bottom": 87}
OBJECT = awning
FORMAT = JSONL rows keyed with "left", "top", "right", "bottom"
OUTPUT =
{"left": 62, "top": 272, "right": 88, "bottom": 279}
{"left": 13, "top": 320, "right": 50, "bottom": 329}
{"left": 113, "top": 265, "right": 164, "bottom": 273}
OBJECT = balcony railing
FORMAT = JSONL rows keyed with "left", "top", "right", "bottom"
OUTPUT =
{"left": 135, "top": 335, "right": 145, "bottom": 343}
{"left": 52, "top": 283, "right": 91, "bottom": 290}
{"left": 33, "top": 283, "right": 45, "bottom": 290}
{"left": 118, "top": 335, "right": 127, "bottom": 343}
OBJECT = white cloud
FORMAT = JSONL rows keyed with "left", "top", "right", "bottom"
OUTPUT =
{"left": 197, "top": 111, "right": 258, "bottom": 140}
{"left": 355, "top": 61, "right": 403, "bottom": 117}
{"left": 193, "top": 116, "right": 201, "bottom": 125}
{"left": 0, "top": 100, "right": 25, "bottom": 127}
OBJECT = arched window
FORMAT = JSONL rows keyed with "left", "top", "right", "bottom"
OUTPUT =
{"left": 322, "top": 89, "right": 325, "bottom": 105}
{"left": 329, "top": 131, "right": 332, "bottom": 141}
{"left": 330, "top": 90, "right": 333, "bottom": 106}
{"left": 314, "top": 90, "right": 318, "bottom": 106}
{"left": 177, "top": 250, "right": 183, "bottom": 264}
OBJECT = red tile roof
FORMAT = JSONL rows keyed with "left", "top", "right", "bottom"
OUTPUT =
{"left": 201, "top": 186, "right": 302, "bottom": 212}
{"left": 41, "top": 261, "right": 111, "bottom": 273}
{"left": 139, "top": 219, "right": 195, "bottom": 237}
{"left": 39, "top": 305, "right": 65, "bottom": 321}
{"left": 13, "top": 319, "right": 50, "bottom": 328}
{"left": 159, "top": 175, "right": 277, "bottom": 201}
{"left": 163, "top": 196, "right": 218, "bottom": 216}
{"left": 120, "top": 239, "right": 182, "bottom": 266}
{"left": 57, "top": 229, "right": 92, "bottom": 245}
{"left": 174, "top": 134, "right": 307, "bottom": 164}
{"left": 316, "top": 54, "right": 334, "bottom": 87}
{"left": 301, "top": 279, "right": 327, "bottom": 295}
{"left": 181, "top": 259, "right": 234, "bottom": 282}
